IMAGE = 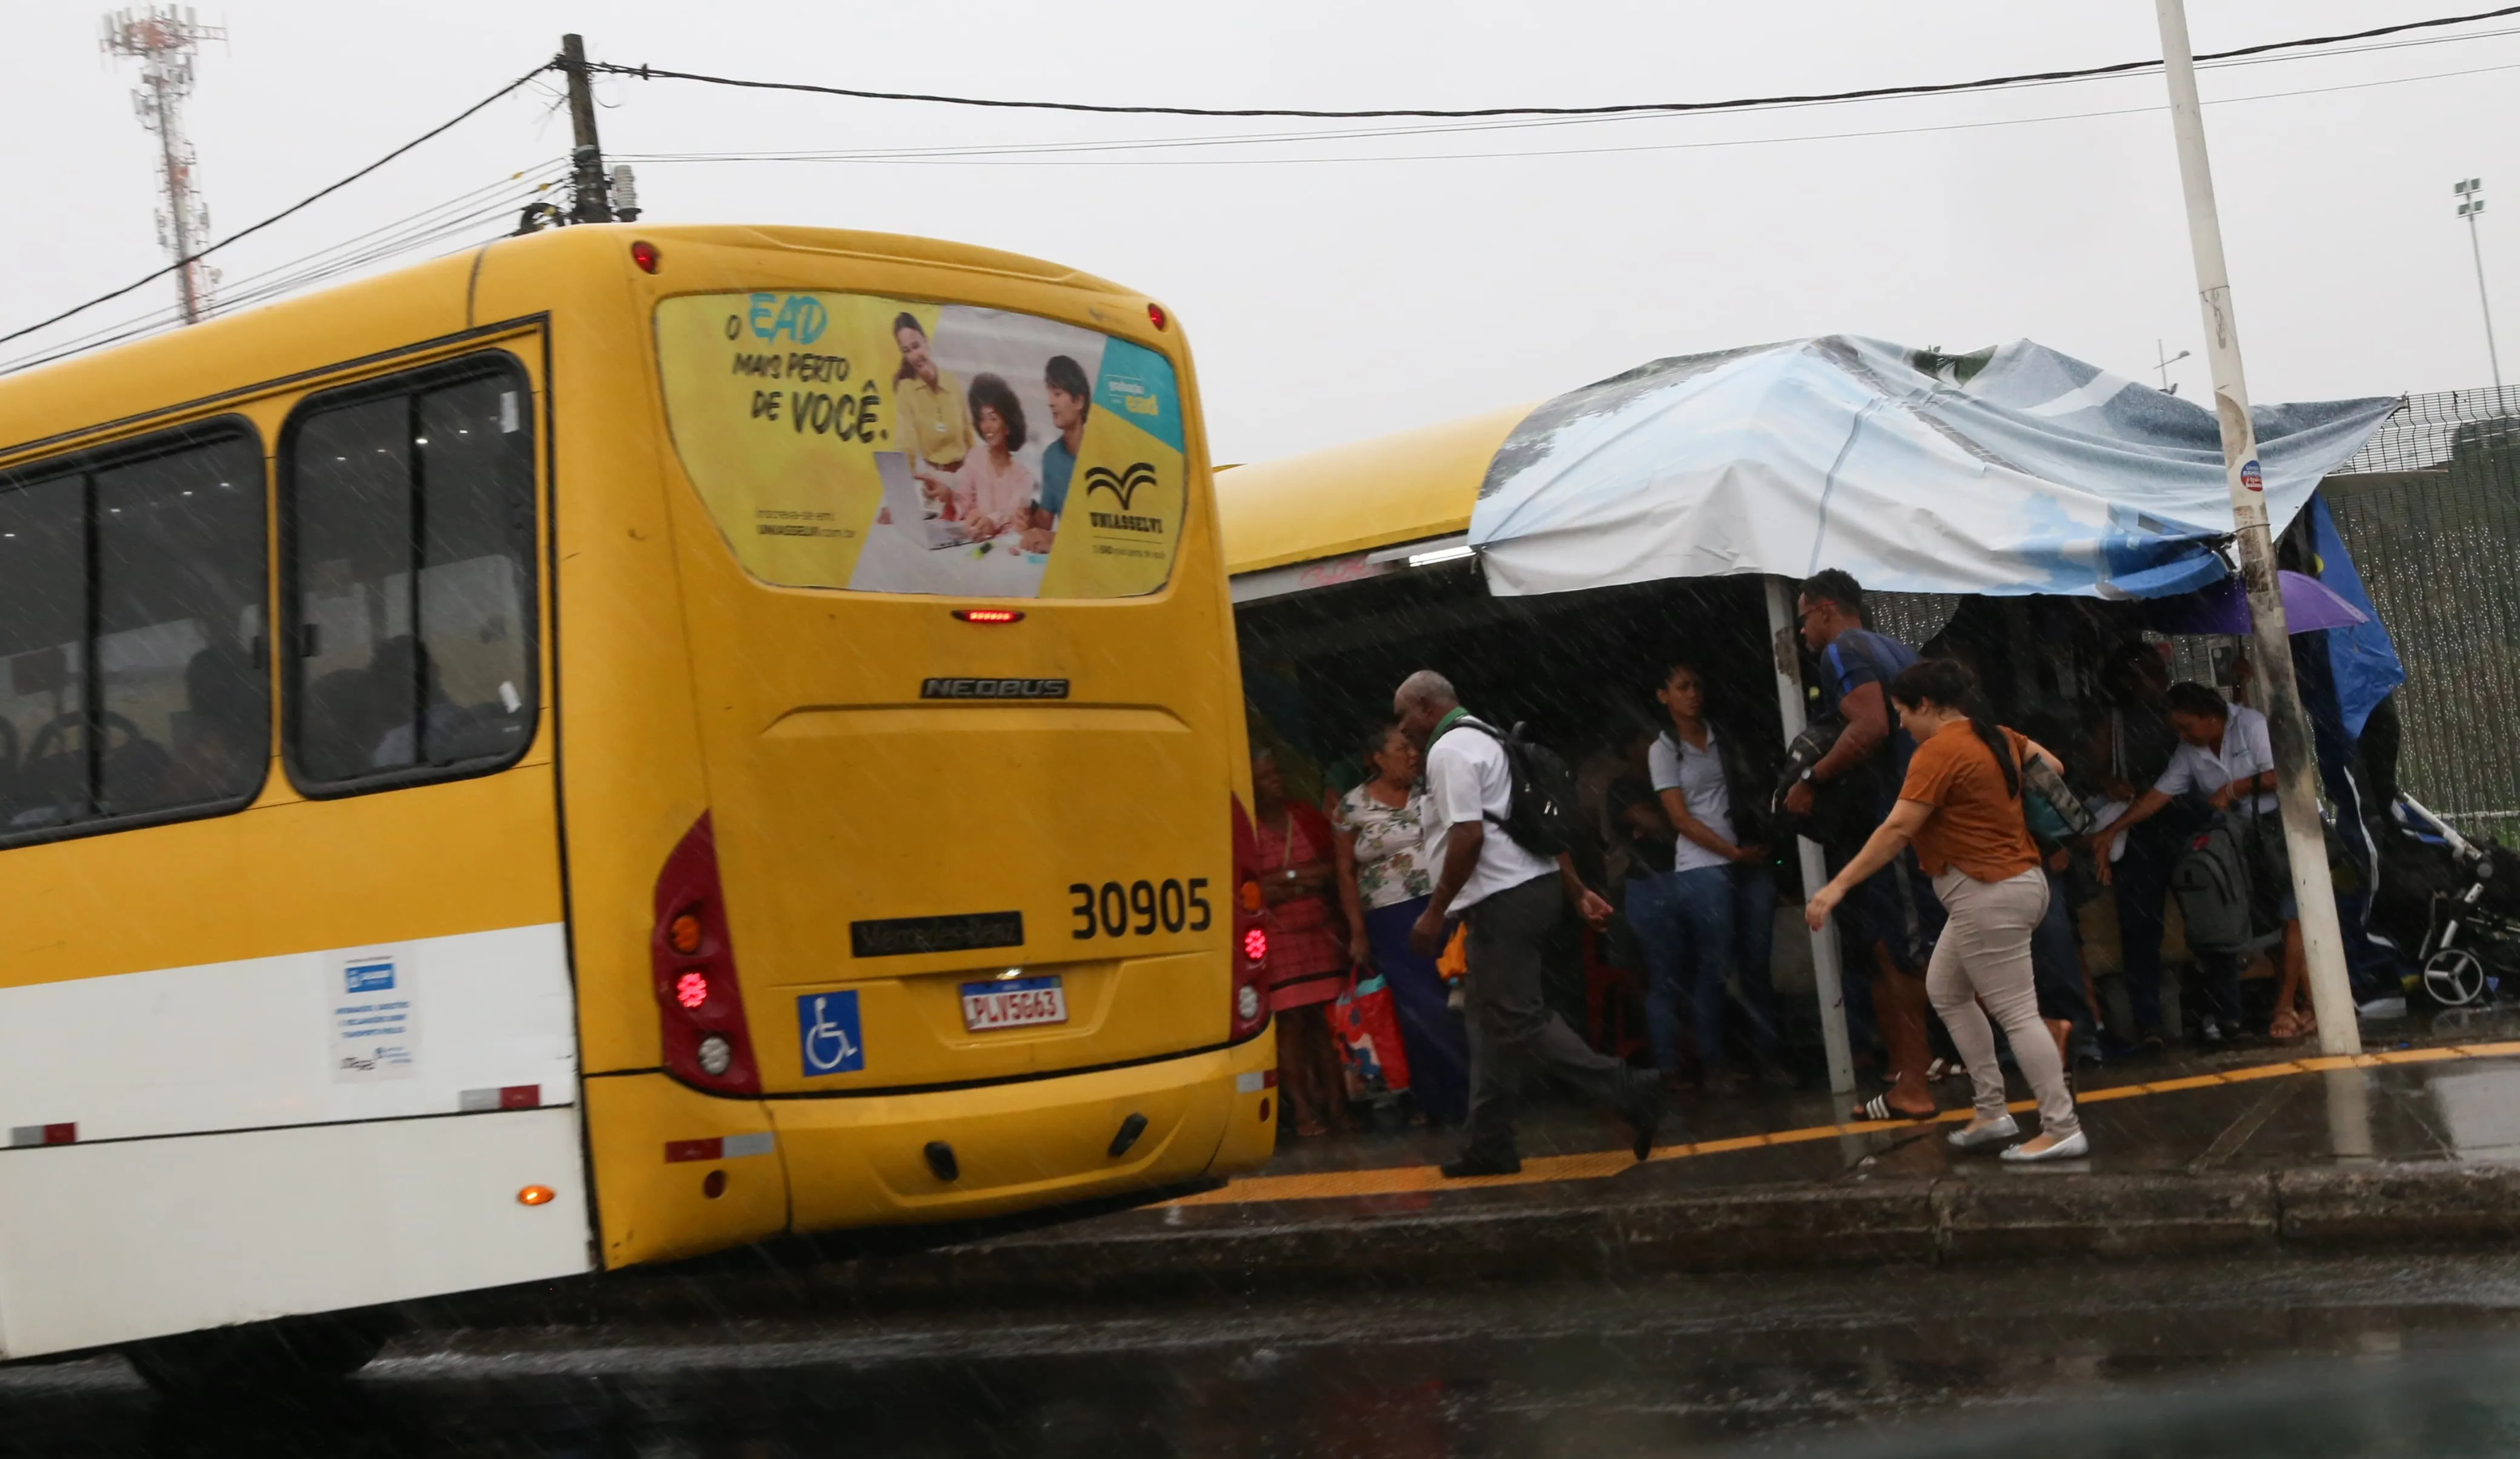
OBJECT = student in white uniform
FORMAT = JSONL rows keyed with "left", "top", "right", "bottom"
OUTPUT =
{"left": 2089, "top": 681, "right": 2307, "bottom": 1043}
{"left": 1632, "top": 662, "right": 1783, "bottom": 1093}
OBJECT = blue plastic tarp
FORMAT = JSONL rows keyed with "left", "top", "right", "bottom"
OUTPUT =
{"left": 1468, "top": 336, "right": 2399, "bottom": 601}
{"left": 2307, "top": 494, "right": 2406, "bottom": 740}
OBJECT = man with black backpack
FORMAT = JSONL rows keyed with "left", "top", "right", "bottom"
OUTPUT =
{"left": 1780, "top": 570, "right": 1945, "bottom": 1122}
{"left": 1397, "top": 670, "right": 1665, "bottom": 1178}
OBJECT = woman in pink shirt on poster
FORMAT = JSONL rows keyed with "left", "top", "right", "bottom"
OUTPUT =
{"left": 918, "top": 373, "right": 1038, "bottom": 542}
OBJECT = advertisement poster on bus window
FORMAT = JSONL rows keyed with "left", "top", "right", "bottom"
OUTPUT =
{"left": 654, "top": 291, "right": 1187, "bottom": 599}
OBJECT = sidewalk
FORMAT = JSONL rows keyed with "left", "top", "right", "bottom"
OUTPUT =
{"left": 443, "top": 1009, "right": 2520, "bottom": 1327}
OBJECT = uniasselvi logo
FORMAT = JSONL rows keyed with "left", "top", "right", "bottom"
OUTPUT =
{"left": 1084, "top": 462, "right": 1158, "bottom": 511}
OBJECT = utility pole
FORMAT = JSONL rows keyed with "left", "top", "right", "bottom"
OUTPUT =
{"left": 560, "top": 34, "right": 612, "bottom": 225}
{"left": 2455, "top": 179, "right": 2503, "bottom": 398}
{"left": 2154, "top": 0, "right": 2359, "bottom": 1055}
{"left": 1766, "top": 579, "right": 1857, "bottom": 1095}
{"left": 102, "top": 5, "right": 225, "bottom": 324}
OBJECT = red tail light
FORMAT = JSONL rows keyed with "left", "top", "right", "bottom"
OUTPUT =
{"left": 652, "top": 813, "right": 761, "bottom": 1094}
{"left": 1227, "top": 793, "right": 1271, "bottom": 1044}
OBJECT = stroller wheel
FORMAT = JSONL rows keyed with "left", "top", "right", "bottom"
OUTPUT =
{"left": 2426, "top": 947, "right": 2490, "bottom": 1008}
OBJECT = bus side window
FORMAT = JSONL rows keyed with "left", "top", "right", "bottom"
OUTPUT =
{"left": 283, "top": 356, "right": 536, "bottom": 794}
{"left": 0, "top": 424, "right": 267, "bottom": 841}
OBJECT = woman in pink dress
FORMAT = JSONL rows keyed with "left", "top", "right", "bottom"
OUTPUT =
{"left": 1251, "top": 749, "right": 1353, "bottom": 1137}
{"left": 931, "top": 373, "right": 1037, "bottom": 541}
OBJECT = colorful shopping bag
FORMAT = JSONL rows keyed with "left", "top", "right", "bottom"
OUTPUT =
{"left": 1334, "top": 966, "right": 1412, "bottom": 1099}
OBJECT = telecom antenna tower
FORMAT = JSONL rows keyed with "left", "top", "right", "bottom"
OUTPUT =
{"left": 101, "top": 6, "right": 226, "bottom": 324}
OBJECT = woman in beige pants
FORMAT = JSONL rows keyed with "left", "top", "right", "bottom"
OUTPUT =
{"left": 1807, "top": 657, "right": 2085, "bottom": 1163}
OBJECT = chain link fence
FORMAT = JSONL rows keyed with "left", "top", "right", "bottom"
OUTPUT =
{"left": 2326, "top": 385, "right": 2520, "bottom": 845}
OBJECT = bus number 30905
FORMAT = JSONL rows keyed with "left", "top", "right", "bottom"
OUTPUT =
{"left": 1069, "top": 879, "right": 1211, "bottom": 939}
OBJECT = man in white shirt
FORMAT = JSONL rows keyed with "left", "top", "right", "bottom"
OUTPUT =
{"left": 2087, "top": 681, "right": 2296, "bottom": 1043}
{"left": 1396, "top": 670, "right": 1663, "bottom": 1178}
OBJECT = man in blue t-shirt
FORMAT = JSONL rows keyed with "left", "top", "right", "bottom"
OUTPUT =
{"left": 1035, "top": 354, "right": 1090, "bottom": 523}
{"left": 1783, "top": 569, "right": 1942, "bottom": 1121}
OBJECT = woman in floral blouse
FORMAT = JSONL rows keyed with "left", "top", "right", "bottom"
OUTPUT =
{"left": 1333, "top": 721, "right": 1471, "bottom": 1125}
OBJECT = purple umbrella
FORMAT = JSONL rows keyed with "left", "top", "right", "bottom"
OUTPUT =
{"left": 2146, "top": 570, "right": 2370, "bottom": 636}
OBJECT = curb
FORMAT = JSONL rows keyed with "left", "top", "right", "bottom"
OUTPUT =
{"left": 424, "top": 1160, "right": 2520, "bottom": 1329}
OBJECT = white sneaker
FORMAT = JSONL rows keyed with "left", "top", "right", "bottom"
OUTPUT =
{"left": 1946, "top": 1114, "right": 2019, "bottom": 1150}
{"left": 2001, "top": 1129, "right": 2091, "bottom": 1163}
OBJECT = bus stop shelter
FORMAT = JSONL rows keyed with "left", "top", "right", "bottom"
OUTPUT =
{"left": 1220, "top": 336, "right": 2399, "bottom": 1093}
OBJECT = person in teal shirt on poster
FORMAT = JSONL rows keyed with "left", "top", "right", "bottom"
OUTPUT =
{"left": 1036, "top": 354, "right": 1090, "bottom": 523}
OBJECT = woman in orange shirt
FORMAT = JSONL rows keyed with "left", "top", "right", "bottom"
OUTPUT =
{"left": 1806, "top": 658, "right": 2085, "bottom": 1163}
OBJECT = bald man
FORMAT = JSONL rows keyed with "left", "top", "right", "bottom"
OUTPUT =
{"left": 1395, "top": 669, "right": 1665, "bottom": 1177}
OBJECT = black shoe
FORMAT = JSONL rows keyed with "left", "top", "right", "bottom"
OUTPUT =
{"left": 1440, "top": 1151, "right": 1522, "bottom": 1178}
{"left": 1626, "top": 1069, "right": 1667, "bottom": 1161}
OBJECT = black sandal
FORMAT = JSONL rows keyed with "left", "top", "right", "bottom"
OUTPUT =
{"left": 1851, "top": 1075, "right": 1938, "bottom": 1123}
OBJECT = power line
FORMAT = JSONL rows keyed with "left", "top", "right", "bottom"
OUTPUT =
{"left": 1, "top": 164, "right": 565, "bottom": 376}
{"left": 586, "top": 3, "right": 2520, "bottom": 121}
{"left": 612, "top": 58, "right": 2520, "bottom": 171}
{"left": 0, "top": 62, "right": 556, "bottom": 352}
{"left": 615, "top": 22, "right": 2520, "bottom": 167}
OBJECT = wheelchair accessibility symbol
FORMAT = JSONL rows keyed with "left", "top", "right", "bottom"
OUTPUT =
{"left": 796, "top": 991, "right": 864, "bottom": 1075}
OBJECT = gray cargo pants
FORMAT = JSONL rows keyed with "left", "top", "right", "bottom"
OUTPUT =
{"left": 1461, "top": 872, "right": 1642, "bottom": 1162}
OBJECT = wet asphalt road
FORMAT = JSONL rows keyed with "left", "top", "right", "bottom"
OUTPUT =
{"left": 14, "top": 1254, "right": 2520, "bottom": 1457}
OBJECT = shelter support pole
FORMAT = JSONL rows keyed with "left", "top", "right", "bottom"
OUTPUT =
{"left": 1766, "top": 577, "right": 1857, "bottom": 1094}
{"left": 2156, "top": 0, "right": 2359, "bottom": 1055}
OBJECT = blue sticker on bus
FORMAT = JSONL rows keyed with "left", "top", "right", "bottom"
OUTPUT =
{"left": 1092, "top": 338, "right": 1183, "bottom": 454}
{"left": 344, "top": 959, "right": 396, "bottom": 994}
{"left": 797, "top": 991, "right": 864, "bottom": 1076}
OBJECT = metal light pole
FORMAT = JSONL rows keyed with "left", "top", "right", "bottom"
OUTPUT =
{"left": 2153, "top": 0, "right": 2359, "bottom": 1055}
{"left": 2155, "top": 339, "right": 2192, "bottom": 394}
{"left": 2456, "top": 179, "right": 2503, "bottom": 398}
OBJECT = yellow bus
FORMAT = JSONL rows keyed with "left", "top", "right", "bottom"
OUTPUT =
{"left": 0, "top": 224, "right": 1276, "bottom": 1384}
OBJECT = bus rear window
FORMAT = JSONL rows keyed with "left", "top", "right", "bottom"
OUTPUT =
{"left": 655, "top": 293, "right": 1186, "bottom": 599}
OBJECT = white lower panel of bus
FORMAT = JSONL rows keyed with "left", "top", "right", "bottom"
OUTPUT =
{"left": 0, "top": 1106, "right": 593, "bottom": 1359}
{"left": 0, "top": 922, "right": 576, "bottom": 1143}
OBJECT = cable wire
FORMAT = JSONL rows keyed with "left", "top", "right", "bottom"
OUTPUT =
{"left": 586, "top": 3, "right": 2520, "bottom": 119}
{"left": 610, "top": 21, "right": 2520, "bottom": 165}
{"left": 0, "top": 165, "right": 566, "bottom": 375}
{"left": 0, "top": 62, "right": 558, "bottom": 351}
{"left": 612, "top": 58, "right": 2520, "bottom": 172}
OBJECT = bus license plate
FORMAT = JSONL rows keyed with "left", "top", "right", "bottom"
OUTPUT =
{"left": 960, "top": 975, "right": 1067, "bottom": 1032}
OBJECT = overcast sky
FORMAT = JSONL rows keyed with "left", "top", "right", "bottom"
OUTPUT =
{"left": 4, "top": 1, "right": 2517, "bottom": 464}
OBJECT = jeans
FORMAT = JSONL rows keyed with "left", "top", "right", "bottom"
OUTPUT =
{"left": 1630, "top": 862, "right": 1782, "bottom": 1075}
{"left": 1462, "top": 874, "right": 1644, "bottom": 1163}
{"left": 1364, "top": 897, "right": 1471, "bottom": 1125}
{"left": 2112, "top": 829, "right": 2177, "bottom": 1035}
{"left": 2030, "top": 868, "right": 2093, "bottom": 1034}
{"left": 2193, "top": 948, "right": 2248, "bottom": 1031}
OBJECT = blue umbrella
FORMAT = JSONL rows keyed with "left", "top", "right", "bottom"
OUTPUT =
{"left": 2146, "top": 569, "right": 2370, "bottom": 636}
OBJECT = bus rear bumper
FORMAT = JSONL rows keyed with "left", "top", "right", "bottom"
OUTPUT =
{"left": 774, "top": 1032, "right": 1278, "bottom": 1232}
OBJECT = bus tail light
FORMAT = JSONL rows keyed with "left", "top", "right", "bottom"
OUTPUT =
{"left": 1227, "top": 793, "right": 1270, "bottom": 1044}
{"left": 652, "top": 813, "right": 761, "bottom": 1095}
